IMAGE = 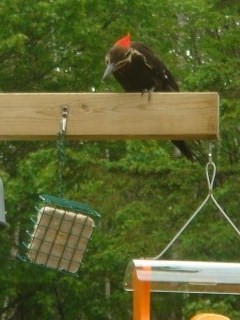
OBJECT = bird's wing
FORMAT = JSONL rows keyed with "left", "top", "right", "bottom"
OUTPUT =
{"left": 131, "top": 41, "right": 179, "bottom": 92}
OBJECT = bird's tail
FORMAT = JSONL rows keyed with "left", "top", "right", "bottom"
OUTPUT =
{"left": 171, "top": 140, "right": 194, "bottom": 161}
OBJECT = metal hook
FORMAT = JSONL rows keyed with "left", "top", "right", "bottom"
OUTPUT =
{"left": 206, "top": 162, "right": 216, "bottom": 193}
{"left": 60, "top": 105, "right": 68, "bottom": 134}
{"left": 208, "top": 143, "right": 213, "bottom": 163}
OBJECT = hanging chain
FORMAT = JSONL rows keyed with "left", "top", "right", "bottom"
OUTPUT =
{"left": 153, "top": 142, "right": 240, "bottom": 260}
{"left": 57, "top": 106, "right": 68, "bottom": 197}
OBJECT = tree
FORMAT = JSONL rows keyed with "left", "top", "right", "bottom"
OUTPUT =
{"left": 0, "top": 0, "right": 240, "bottom": 319}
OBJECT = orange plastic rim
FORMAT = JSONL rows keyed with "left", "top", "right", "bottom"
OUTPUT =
{"left": 191, "top": 313, "right": 230, "bottom": 320}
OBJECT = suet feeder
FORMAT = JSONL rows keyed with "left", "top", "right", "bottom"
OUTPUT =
{"left": 18, "top": 106, "right": 101, "bottom": 275}
{"left": 20, "top": 194, "right": 100, "bottom": 275}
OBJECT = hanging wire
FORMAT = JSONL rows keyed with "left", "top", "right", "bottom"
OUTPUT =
{"left": 153, "top": 143, "right": 240, "bottom": 260}
{"left": 57, "top": 106, "right": 68, "bottom": 197}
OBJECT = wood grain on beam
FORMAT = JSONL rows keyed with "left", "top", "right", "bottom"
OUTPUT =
{"left": 0, "top": 92, "right": 219, "bottom": 140}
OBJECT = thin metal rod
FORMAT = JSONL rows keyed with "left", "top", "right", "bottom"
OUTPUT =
{"left": 153, "top": 194, "right": 210, "bottom": 259}
{"left": 0, "top": 177, "right": 9, "bottom": 229}
{"left": 211, "top": 194, "right": 240, "bottom": 237}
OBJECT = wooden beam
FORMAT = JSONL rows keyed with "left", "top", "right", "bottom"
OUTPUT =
{"left": 0, "top": 92, "right": 219, "bottom": 140}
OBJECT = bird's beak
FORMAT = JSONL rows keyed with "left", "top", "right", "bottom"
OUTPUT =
{"left": 102, "top": 63, "right": 114, "bottom": 82}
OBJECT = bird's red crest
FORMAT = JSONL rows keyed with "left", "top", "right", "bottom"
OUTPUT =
{"left": 114, "top": 33, "right": 131, "bottom": 48}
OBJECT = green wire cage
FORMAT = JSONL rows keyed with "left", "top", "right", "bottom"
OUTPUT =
{"left": 21, "top": 194, "right": 100, "bottom": 275}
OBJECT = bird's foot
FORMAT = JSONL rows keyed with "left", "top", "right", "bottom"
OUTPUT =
{"left": 141, "top": 87, "right": 155, "bottom": 102}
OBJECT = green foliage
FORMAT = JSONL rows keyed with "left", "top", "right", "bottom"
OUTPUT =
{"left": 184, "top": 296, "right": 240, "bottom": 320}
{"left": 0, "top": 0, "right": 240, "bottom": 319}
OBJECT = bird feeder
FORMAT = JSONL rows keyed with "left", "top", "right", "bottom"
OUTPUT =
{"left": 124, "top": 260, "right": 240, "bottom": 320}
{"left": 125, "top": 259, "right": 240, "bottom": 294}
{"left": 124, "top": 148, "right": 240, "bottom": 320}
{"left": 20, "top": 194, "right": 100, "bottom": 275}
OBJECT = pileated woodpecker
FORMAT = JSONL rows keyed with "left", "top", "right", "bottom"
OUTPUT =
{"left": 102, "top": 33, "right": 193, "bottom": 161}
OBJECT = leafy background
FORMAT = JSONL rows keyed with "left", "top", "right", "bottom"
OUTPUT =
{"left": 0, "top": 0, "right": 240, "bottom": 319}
